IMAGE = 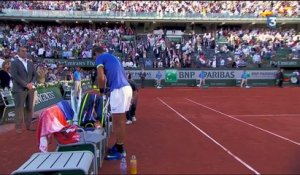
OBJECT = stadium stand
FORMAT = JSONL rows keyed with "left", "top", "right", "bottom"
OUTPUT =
{"left": 0, "top": 1, "right": 299, "bottom": 70}
{"left": 0, "top": 1, "right": 300, "bottom": 174}
{"left": 1, "top": 1, "right": 299, "bottom": 17}
{"left": 0, "top": 23, "right": 298, "bottom": 69}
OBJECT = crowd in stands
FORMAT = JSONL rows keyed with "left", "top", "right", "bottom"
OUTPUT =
{"left": 0, "top": 23, "right": 137, "bottom": 65}
{"left": 1, "top": 1, "right": 299, "bottom": 17}
{"left": 137, "top": 28, "right": 300, "bottom": 69}
{"left": 213, "top": 27, "right": 300, "bottom": 68}
{"left": 0, "top": 23, "right": 300, "bottom": 70}
{"left": 34, "top": 63, "right": 93, "bottom": 84}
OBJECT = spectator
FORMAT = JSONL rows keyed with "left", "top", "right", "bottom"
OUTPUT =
{"left": 126, "top": 71, "right": 132, "bottom": 80}
{"left": 36, "top": 64, "right": 48, "bottom": 84}
{"left": 90, "top": 68, "right": 97, "bottom": 87}
{"left": 252, "top": 52, "right": 262, "bottom": 68}
{"left": 0, "top": 60, "right": 11, "bottom": 89}
{"left": 47, "top": 69, "right": 56, "bottom": 82}
{"left": 220, "top": 58, "right": 225, "bottom": 68}
{"left": 66, "top": 69, "right": 73, "bottom": 81}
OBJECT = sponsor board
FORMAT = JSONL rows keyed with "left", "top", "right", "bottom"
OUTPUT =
{"left": 41, "top": 59, "right": 96, "bottom": 67}
{"left": 165, "top": 69, "right": 178, "bottom": 83}
{"left": 128, "top": 70, "right": 277, "bottom": 80}
{"left": 0, "top": 82, "right": 94, "bottom": 124}
{"left": 277, "top": 60, "right": 300, "bottom": 67}
{"left": 35, "top": 86, "right": 63, "bottom": 111}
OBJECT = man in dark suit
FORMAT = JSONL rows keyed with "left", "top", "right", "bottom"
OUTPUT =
{"left": 139, "top": 68, "right": 146, "bottom": 88}
{"left": 11, "top": 47, "right": 37, "bottom": 134}
{"left": 277, "top": 68, "right": 284, "bottom": 88}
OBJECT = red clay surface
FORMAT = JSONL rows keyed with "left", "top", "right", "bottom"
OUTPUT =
{"left": 1, "top": 87, "right": 300, "bottom": 174}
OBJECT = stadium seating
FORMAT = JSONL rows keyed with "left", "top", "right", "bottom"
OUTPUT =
{"left": 0, "top": 1, "right": 299, "bottom": 69}
{"left": 1, "top": 1, "right": 299, "bottom": 17}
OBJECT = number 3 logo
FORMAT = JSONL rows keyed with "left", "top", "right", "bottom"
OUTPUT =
{"left": 268, "top": 17, "right": 277, "bottom": 27}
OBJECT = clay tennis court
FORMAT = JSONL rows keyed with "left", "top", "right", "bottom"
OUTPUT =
{"left": 1, "top": 87, "right": 300, "bottom": 174}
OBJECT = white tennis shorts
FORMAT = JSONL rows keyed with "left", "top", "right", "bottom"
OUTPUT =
{"left": 110, "top": 85, "right": 132, "bottom": 114}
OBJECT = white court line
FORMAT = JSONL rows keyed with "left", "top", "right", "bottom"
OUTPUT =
{"left": 231, "top": 114, "right": 300, "bottom": 117}
{"left": 186, "top": 98, "right": 300, "bottom": 146}
{"left": 158, "top": 98, "right": 260, "bottom": 175}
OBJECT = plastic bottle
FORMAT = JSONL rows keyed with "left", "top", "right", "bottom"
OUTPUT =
{"left": 120, "top": 156, "right": 127, "bottom": 174}
{"left": 130, "top": 155, "right": 137, "bottom": 174}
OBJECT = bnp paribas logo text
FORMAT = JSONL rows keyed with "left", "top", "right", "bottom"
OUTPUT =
{"left": 165, "top": 69, "right": 178, "bottom": 83}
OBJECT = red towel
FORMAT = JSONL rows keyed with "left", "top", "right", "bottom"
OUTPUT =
{"left": 37, "top": 104, "right": 69, "bottom": 147}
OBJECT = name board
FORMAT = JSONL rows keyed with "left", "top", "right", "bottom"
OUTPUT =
{"left": 128, "top": 70, "right": 278, "bottom": 80}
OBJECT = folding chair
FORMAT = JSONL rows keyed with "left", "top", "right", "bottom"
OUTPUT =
{"left": 0, "top": 89, "right": 15, "bottom": 107}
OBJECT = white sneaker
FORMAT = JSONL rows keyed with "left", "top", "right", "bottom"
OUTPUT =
{"left": 132, "top": 117, "right": 137, "bottom": 122}
{"left": 196, "top": 84, "right": 200, "bottom": 87}
{"left": 126, "top": 120, "right": 133, "bottom": 125}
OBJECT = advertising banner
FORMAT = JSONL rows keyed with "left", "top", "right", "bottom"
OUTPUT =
{"left": 128, "top": 69, "right": 277, "bottom": 80}
{"left": 41, "top": 59, "right": 96, "bottom": 67}
{"left": 35, "top": 86, "right": 63, "bottom": 111}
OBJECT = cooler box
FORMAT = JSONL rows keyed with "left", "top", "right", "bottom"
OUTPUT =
{"left": 56, "top": 128, "right": 106, "bottom": 172}
{"left": 11, "top": 151, "right": 95, "bottom": 175}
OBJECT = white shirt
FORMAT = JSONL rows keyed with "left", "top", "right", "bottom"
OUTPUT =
{"left": 253, "top": 54, "right": 261, "bottom": 63}
{"left": 16, "top": 55, "right": 28, "bottom": 72}
{"left": 38, "top": 48, "right": 45, "bottom": 56}
{"left": 220, "top": 59, "right": 225, "bottom": 66}
{"left": 0, "top": 58, "right": 4, "bottom": 68}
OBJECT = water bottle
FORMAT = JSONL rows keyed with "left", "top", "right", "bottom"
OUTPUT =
{"left": 120, "top": 156, "right": 127, "bottom": 174}
{"left": 130, "top": 155, "right": 137, "bottom": 174}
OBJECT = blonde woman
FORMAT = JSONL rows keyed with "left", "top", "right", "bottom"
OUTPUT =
{"left": 37, "top": 65, "right": 48, "bottom": 84}
{"left": 0, "top": 60, "right": 12, "bottom": 89}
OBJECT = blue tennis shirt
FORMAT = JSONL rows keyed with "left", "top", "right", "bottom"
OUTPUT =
{"left": 95, "top": 53, "right": 129, "bottom": 91}
{"left": 74, "top": 71, "right": 81, "bottom": 81}
{"left": 241, "top": 72, "right": 250, "bottom": 79}
{"left": 199, "top": 71, "right": 206, "bottom": 79}
{"left": 156, "top": 71, "right": 162, "bottom": 79}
